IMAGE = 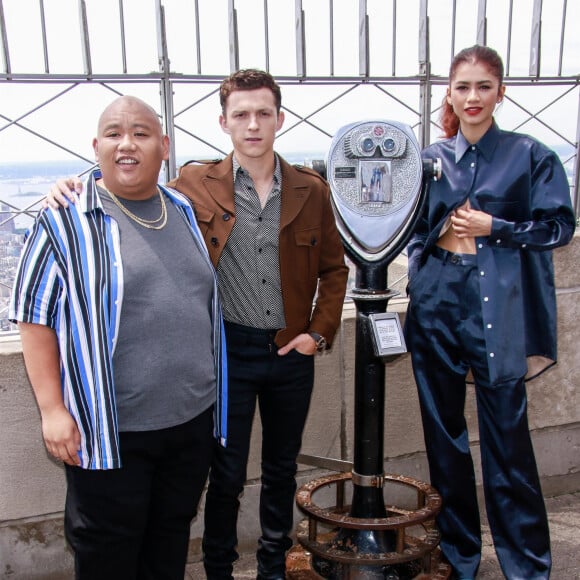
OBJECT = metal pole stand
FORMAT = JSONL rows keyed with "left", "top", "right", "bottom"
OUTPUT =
{"left": 290, "top": 266, "right": 450, "bottom": 580}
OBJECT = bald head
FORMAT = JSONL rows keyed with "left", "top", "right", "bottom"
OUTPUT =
{"left": 97, "top": 96, "right": 163, "bottom": 136}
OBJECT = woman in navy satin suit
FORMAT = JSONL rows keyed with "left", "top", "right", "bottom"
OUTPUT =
{"left": 405, "top": 45, "right": 576, "bottom": 580}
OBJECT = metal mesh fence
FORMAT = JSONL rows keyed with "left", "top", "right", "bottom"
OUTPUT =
{"left": 1, "top": 0, "right": 578, "bottom": 331}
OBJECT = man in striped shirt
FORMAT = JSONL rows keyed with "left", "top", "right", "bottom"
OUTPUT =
{"left": 10, "top": 96, "right": 227, "bottom": 580}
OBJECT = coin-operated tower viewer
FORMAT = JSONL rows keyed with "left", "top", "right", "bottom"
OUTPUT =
{"left": 296, "top": 120, "right": 444, "bottom": 580}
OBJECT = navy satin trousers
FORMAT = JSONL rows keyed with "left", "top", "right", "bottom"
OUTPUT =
{"left": 203, "top": 321, "right": 314, "bottom": 580}
{"left": 405, "top": 249, "right": 551, "bottom": 580}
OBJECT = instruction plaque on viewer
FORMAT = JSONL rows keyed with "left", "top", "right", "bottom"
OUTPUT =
{"left": 368, "top": 312, "right": 407, "bottom": 358}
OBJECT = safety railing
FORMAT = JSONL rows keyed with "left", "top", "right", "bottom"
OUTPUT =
{"left": 0, "top": 0, "right": 578, "bottom": 333}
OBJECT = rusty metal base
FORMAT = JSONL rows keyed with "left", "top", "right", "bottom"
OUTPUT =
{"left": 286, "top": 543, "right": 451, "bottom": 579}
{"left": 292, "top": 472, "right": 452, "bottom": 579}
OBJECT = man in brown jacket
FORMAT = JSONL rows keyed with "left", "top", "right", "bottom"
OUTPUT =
{"left": 169, "top": 70, "right": 347, "bottom": 580}
{"left": 46, "top": 69, "right": 348, "bottom": 580}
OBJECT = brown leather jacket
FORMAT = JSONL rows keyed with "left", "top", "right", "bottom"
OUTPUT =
{"left": 167, "top": 153, "right": 349, "bottom": 347}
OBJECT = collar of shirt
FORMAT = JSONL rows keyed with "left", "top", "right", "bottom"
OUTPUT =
{"left": 232, "top": 153, "right": 282, "bottom": 194}
{"left": 80, "top": 169, "right": 106, "bottom": 214}
{"left": 454, "top": 120, "right": 501, "bottom": 164}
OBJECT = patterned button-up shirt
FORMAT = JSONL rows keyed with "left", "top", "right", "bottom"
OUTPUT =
{"left": 217, "top": 155, "right": 285, "bottom": 329}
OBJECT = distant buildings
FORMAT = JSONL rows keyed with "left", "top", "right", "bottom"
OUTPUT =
{"left": 0, "top": 202, "right": 16, "bottom": 234}
{"left": 0, "top": 207, "right": 24, "bottom": 331}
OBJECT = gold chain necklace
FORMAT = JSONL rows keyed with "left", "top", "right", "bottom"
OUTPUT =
{"left": 103, "top": 184, "right": 167, "bottom": 230}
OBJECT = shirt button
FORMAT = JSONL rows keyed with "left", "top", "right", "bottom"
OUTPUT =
{"left": 478, "top": 243, "right": 483, "bottom": 249}
{"left": 521, "top": 243, "right": 527, "bottom": 248}
{"left": 470, "top": 162, "right": 475, "bottom": 168}
{"left": 222, "top": 213, "right": 231, "bottom": 221}
{"left": 490, "top": 352, "right": 495, "bottom": 358}
{"left": 258, "top": 216, "right": 263, "bottom": 222}
{"left": 487, "top": 323, "right": 492, "bottom": 329}
{"left": 266, "top": 310, "right": 270, "bottom": 315}
{"left": 258, "top": 248, "right": 262, "bottom": 253}
{"left": 480, "top": 271, "right": 485, "bottom": 276}
{"left": 496, "top": 239, "right": 501, "bottom": 244}
{"left": 484, "top": 297, "right": 489, "bottom": 302}
{"left": 262, "top": 279, "right": 266, "bottom": 284}
{"left": 471, "top": 145, "right": 476, "bottom": 150}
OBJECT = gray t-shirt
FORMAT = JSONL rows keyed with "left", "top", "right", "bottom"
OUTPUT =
{"left": 100, "top": 186, "right": 216, "bottom": 431}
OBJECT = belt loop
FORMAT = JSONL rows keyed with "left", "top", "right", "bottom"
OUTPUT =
{"left": 268, "top": 330, "right": 277, "bottom": 353}
{"left": 431, "top": 246, "right": 477, "bottom": 267}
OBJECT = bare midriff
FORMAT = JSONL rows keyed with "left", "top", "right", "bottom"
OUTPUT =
{"left": 436, "top": 201, "right": 476, "bottom": 254}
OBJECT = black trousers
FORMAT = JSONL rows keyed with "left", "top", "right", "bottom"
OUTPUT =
{"left": 406, "top": 250, "right": 551, "bottom": 579}
{"left": 64, "top": 407, "right": 213, "bottom": 580}
{"left": 203, "top": 321, "right": 314, "bottom": 580}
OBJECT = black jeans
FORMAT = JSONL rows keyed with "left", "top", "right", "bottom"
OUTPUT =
{"left": 203, "top": 322, "right": 314, "bottom": 580}
{"left": 64, "top": 407, "right": 214, "bottom": 580}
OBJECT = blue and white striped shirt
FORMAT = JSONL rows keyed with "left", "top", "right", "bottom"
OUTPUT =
{"left": 10, "top": 169, "right": 228, "bottom": 469}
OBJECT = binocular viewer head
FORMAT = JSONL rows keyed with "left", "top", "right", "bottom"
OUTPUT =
{"left": 315, "top": 120, "right": 439, "bottom": 265}
{"left": 344, "top": 127, "right": 407, "bottom": 160}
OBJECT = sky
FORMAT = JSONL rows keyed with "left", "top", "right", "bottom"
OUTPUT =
{"left": 0, "top": 0, "right": 578, "bottom": 167}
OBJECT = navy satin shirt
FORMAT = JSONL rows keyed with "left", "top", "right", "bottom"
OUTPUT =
{"left": 407, "top": 122, "right": 576, "bottom": 383}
